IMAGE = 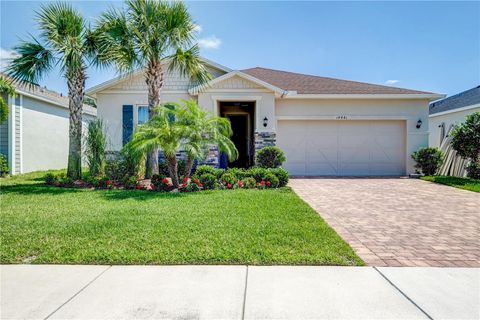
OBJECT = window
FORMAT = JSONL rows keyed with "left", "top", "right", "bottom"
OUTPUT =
{"left": 137, "top": 106, "right": 149, "bottom": 125}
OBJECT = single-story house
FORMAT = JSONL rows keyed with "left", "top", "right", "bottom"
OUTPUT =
{"left": 87, "top": 59, "right": 443, "bottom": 176}
{"left": 429, "top": 85, "right": 480, "bottom": 147}
{"left": 0, "top": 75, "right": 97, "bottom": 174}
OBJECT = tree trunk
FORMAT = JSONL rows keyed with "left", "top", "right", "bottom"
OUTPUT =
{"left": 144, "top": 59, "right": 163, "bottom": 178}
{"left": 166, "top": 154, "right": 179, "bottom": 188}
{"left": 66, "top": 69, "right": 85, "bottom": 180}
{"left": 185, "top": 155, "right": 194, "bottom": 177}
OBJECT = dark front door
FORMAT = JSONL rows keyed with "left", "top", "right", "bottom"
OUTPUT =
{"left": 227, "top": 114, "right": 249, "bottom": 168}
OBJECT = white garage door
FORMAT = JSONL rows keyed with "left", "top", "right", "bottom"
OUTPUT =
{"left": 277, "top": 120, "right": 406, "bottom": 176}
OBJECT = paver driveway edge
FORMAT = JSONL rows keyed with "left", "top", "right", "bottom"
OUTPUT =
{"left": 289, "top": 178, "right": 480, "bottom": 267}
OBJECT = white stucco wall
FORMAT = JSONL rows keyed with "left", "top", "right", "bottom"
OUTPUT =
{"left": 21, "top": 95, "right": 96, "bottom": 173}
{"left": 96, "top": 92, "right": 193, "bottom": 151}
{"left": 275, "top": 98, "right": 430, "bottom": 174}
{"left": 428, "top": 105, "right": 480, "bottom": 147}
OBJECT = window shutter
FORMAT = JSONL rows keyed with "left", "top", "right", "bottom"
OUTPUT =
{"left": 122, "top": 105, "right": 133, "bottom": 146}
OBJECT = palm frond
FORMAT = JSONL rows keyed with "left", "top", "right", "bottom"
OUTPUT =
{"left": 168, "top": 45, "right": 212, "bottom": 86}
{"left": 6, "top": 38, "right": 55, "bottom": 85}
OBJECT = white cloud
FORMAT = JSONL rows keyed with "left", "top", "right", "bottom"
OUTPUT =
{"left": 198, "top": 35, "right": 221, "bottom": 49}
{"left": 193, "top": 24, "right": 202, "bottom": 33}
{"left": 385, "top": 79, "right": 400, "bottom": 85}
{"left": 0, "top": 47, "right": 18, "bottom": 71}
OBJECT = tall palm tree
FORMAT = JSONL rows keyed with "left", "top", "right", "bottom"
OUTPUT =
{"left": 94, "top": 0, "right": 211, "bottom": 178}
{"left": 125, "top": 105, "right": 186, "bottom": 188}
{"left": 6, "top": 3, "right": 96, "bottom": 179}
{"left": 173, "top": 99, "right": 238, "bottom": 176}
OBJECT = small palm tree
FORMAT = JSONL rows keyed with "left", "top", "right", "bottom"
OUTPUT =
{"left": 125, "top": 106, "right": 186, "bottom": 188}
{"left": 0, "top": 76, "right": 16, "bottom": 124}
{"left": 94, "top": 0, "right": 211, "bottom": 178}
{"left": 173, "top": 99, "right": 238, "bottom": 176}
{"left": 6, "top": 2, "right": 96, "bottom": 179}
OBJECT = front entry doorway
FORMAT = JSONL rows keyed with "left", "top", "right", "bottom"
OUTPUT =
{"left": 220, "top": 101, "right": 255, "bottom": 168}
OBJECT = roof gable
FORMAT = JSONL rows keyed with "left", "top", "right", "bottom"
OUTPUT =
{"left": 189, "top": 71, "right": 285, "bottom": 95}
{"left": 429, "top": 86, "right": 480, "bottom": 115}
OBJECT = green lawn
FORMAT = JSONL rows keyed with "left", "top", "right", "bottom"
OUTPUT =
{"left": 421, "top": 175, "right": 480, "bottom": 193}
{"left": 0, "top": 171, "right": 363, "bottom": 266}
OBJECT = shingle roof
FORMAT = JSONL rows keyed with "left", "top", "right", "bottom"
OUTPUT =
{"left": 241, "top": 67, "right": 434, "bottom": 95}
{"left": 0, "top": 72, "right": 96, "bottom": 115}
{"left": 429, "top": 86, "right": 480, "bottom": 115}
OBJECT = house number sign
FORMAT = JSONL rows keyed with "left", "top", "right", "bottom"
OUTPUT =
{"left": 336, "top": 116, "right": 348, "bottom": 120}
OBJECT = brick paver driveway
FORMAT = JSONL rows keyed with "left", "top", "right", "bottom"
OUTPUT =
{"left": 290, "top": 178, "right": 480, "bottom": 267}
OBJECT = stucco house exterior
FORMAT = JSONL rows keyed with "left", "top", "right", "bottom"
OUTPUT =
{"left": 0, "top": 76, "right": 97, "bottom": 174}
{"left": 429, "top": 86, "right": 480, "bottom": 147}
{"left": 87, "top": 58, "right": 443, "bottom": 176}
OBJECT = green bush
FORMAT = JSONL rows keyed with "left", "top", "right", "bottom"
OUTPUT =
{"left": 245, "top": 167, "right": 268, "bottom": 182}
{"left": 465, "top": 162, "right": 480, "bottom": 179}
{"left": 151, "top": 174, "right": 172, "bottom": 192}
{"left": 267, "top": 168, "right": 289, "bottom": 187}
{"left": 194, "top": 165, "right": 224, "bottom": 179}
{"left": 225, "top": 167, "right": 247, "bottom": 180}
{"left": 0, "top": 153, "right": 9, "bottom": 177}
{"left": 85, "top": 119, "right": 106, "bottom": 176}
{"left": 122, "top": 175, "right": 138, "bottom": 189}
{"left": 451, "top": 112, "right": 480, "bottom": 179}
{"left": 263, "top": 172, "right": 279, "bottom": 188}
{"left": 199, "top": 173, "right": 217, "bottom": 190}
{"left": 221, "top": 172, "right": 237, "bottom": 186}
{"left": 411, "top": 147, "right": 444, "bottom": 176}
{"left": 256, "top": 146, "right": 286, "bottom": 168}
{"left": 241, "top": 177, "right": 256, "bottom": 189}
{"left": 105, "top": 159, "right": 124, "bottom": 181}
{"left": 44, "top": 173, "right": 58, "bottom": 185}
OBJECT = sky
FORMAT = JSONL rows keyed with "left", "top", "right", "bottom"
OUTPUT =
{"left": 0, "top": 1, "right": 479, "bottom": 97}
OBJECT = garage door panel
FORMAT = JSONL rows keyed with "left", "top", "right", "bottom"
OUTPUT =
{"left": 277, "top": 120, "right": 406, "bottom": 176}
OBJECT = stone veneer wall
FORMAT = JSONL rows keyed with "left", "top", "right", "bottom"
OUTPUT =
{"left": 254, "top": 131, "right": 276, "bottom": 165}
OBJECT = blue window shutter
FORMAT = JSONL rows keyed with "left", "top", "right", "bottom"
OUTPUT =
{"left": 122, "top": 105, "right": 133, "bottom": 145}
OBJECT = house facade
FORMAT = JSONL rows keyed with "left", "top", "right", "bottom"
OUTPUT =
{"left": 87, "top": 59, "right": 443, "bottom": 176}
{"left": 0, "top": 77, "right": 97, "bottom": 174}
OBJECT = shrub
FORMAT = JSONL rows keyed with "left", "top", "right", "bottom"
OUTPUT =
{"left": 105, "top": 159, "right": 124, "bottom": 181}
{"left": 120, "top": 147, "right": 143, "bottom": 178}
{"left": 57, "top": 173, "right": 74, "bottom": 187}
{"left": 465, "top": 162, "right": 480, "bottom": 179}
{"left": 263, "top": 172, "right": 279, "bottom": 188}
{"left": 199, "top": 173, "right": 217, "bottom": 190}
{"left": 450, "top": 112, "right": 480, "bottom": 178}
{"left": 268, "top": 168, "right": 289, "bottom": 187}
{"left": 122, "top": 175, "right": 138, "bottom": 189}
{"left": 194, "top": 165, "right": 224, "bottom": 178}
{"left": 411, "top": 147, "right": 444, "bottom": 176}
{"left": 225, "top": 167, "right": 247, "bottom": 180}
{"left": 151, "top": 175, "right": 173, "bottom": 192}
{"left": 241, "top": 177, "right": 256, "bottom": 189}
{"left": 183, "top": 181, "right": 201, "bottom": 192}
{"left": 221, "top": 172, "right": 237, "bottom": 185}
{"left": 85, "top": 119, "right": 106, "bottom": 176}
{"left": 256, "top": 146, "right": 286, "bottom": 168}
{"left": 44, "top": 173, "right": 58, "bottom": 185}
{"left": 0, "top": 153, "right": 8, "bottom": 177}
{"left": 245, "top": 167, "right": 268, "bottom": 182}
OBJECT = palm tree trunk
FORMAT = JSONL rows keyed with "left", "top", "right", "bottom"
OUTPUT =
{"left": 185, "top": 155, "right": 194, "bottom": 177}
{"left": 66, "top": 70, "right": 85, "bottom": 180}
{"left": 145, "top": 59, "right": 163, "bottom": 178}
{"left": 166, "top": 154, "right": 179, "bottom": 188}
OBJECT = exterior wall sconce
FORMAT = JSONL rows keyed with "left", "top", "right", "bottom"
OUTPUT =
{"left": 263, "top": 117, "right": 268, "bottom": 127}
{"left": 416, "top": 119, "right": 422, "bottom": 129}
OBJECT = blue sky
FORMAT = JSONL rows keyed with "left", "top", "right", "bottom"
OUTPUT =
{"left": 1, "top": 1, "right": 478, "bottom": 97}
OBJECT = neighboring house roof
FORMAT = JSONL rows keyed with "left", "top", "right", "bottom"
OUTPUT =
{"left": 241, "top": 67, "right": 434, "bottom": 95}
{"left": 429, "top": 85, "right": 480, "bottom": 115}
{"left": 1, "top": 73, "right": 96, "bottom": 116}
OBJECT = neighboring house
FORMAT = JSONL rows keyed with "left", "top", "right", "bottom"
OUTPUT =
{"left": 87, "top": 59, "right": 443, "bottom": 176}
{"left": 429, "top": 86, "right": 480, "bottom": 147}
{"left": 0, "top": 75, "right": 97, "bottom": 174}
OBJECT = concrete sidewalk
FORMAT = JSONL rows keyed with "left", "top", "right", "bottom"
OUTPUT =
{"left": 1, "top": 265, "right": 478, "bottom": 320}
